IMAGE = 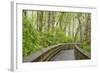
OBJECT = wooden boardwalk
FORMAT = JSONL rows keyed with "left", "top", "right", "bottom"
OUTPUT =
{"left": 50, "top": 49, "right": 75, "bottom": 61}
{"left": 23, "top": 43, "right": 90, "bottom": 62}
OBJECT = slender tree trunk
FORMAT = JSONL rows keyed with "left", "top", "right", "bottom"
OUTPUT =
{"left": 47, "top": 12, "right": 51, "bottom": 31}
{"left": 37, "top": 11, "right": 43, "bottom": 32}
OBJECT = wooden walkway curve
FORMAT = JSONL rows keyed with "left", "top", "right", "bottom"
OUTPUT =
{"left": 23, "top": 43, "right": 90, "bottom": 62}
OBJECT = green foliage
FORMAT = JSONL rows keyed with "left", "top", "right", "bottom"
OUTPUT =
{"left": 65, "top": 36, "right": 73, "bottom": 43}
{"left": 81, "top": 41, "right": 91, "bottom": 53}
{"left": 23, "top": 18, "right": 42, "bottom": 57}
{"left": 42, "top": 32, "right": 56, "bottom": 46}
{"left": 55, "top": 30, "right": 72, "bottom": 43}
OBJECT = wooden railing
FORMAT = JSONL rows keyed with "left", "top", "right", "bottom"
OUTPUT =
{"left": 74, "top": 45, "right": 90, "bottom": 59}
{"left": 23, "top": 43, "right": 90, "bottom": 62}
{"left": 23, "top": 44, "right": 63, "bottom": 62}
